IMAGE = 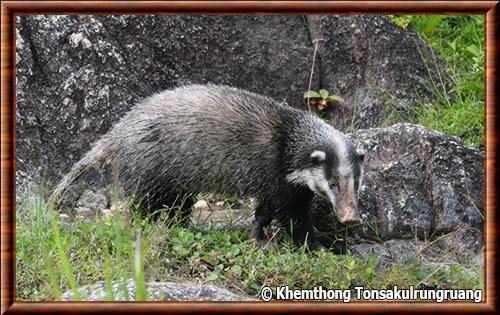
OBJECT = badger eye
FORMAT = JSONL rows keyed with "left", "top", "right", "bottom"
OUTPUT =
{"left": 328, "top": 177, "right": 339, "bottom": 187}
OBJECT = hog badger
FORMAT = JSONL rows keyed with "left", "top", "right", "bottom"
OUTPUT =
{"left": 51, "top": 84, "right": 365, "bottom": 250}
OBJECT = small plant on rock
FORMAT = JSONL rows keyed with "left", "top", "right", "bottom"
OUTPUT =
{"left": 304, "top": 89, "right": 343, "bottom": 111}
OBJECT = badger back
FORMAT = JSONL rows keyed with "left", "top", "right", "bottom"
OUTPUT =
{"left": 105, "top": 84, "right": 291, "bottom": 198}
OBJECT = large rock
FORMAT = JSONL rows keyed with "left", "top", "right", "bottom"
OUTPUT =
{"left": 16, "top": 15, "right": 439, "bottom": 186}
{"left": 61, "top": 280, "right": 255, "bottom": 301}
{"left": 311, "top": 123, "right": 484, "bottom": 253}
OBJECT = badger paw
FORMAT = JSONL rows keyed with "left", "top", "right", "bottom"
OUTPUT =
{"left": 309, "top": 241, "right": 327, "bottom": 252}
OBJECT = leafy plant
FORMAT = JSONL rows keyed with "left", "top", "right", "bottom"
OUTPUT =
{"left": 304, "top": 89, "right": 344, "bottom": 111}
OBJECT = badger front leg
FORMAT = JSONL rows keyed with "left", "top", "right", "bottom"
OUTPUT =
{"left": 287, "top": 208, "right": 325, "bottom": 251}
{"left": 274, "top": 193, "right": 326, "bottom": 251}
{"left": 251, "top": 202, "right": 273, "bottom": 241}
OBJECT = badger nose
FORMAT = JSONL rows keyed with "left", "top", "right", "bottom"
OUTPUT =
{"left": 340, "top": 212, "right": 359, "bottom": 225}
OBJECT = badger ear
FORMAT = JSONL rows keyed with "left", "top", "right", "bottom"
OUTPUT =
{"left": 310, "top": 150, "right": 326, "bottom": 164}
{"left": 356, "top": 148, "right": 365, "bottom": 162}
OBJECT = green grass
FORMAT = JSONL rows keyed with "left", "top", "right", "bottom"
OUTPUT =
{"left": 388, "top": 15, "right": 484, "bottom": 147}
{"left": 16, "top": 184, "right": 483, "bottom": 301}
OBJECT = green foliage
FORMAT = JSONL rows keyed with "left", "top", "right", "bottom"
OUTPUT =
{"left": 304, "top": 90, "right": 322, "bottom": 99}
{"left": 416, "top": 16, "right": 445, "bottom": 36}
{"left": 47, "top": 207, "right": 81, "bottom": 300}
{"left": 304, "top": 89, "right": 344, "bottom": 111}
{"left": 390, "top": 16, "right": 412, "bottom": 28}
{"left": 304, "top": 89, "right": 344, "bottom": 103}
{"left": 16, "top": 189, "right": 148, "bottom": 301}
{"left": 388, "top": 15, "right": 484, "bottom": 147}
{"left": 16, "top": 185, "right": 483, "bottom": 301}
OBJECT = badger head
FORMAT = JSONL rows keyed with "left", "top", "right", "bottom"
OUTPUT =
{"left": 286, "top": 141, "right": 365, "bottom": 225}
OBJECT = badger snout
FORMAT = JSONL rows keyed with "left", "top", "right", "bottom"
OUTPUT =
{"left": 339, "top": 208, "right": 359, "bottom": 225}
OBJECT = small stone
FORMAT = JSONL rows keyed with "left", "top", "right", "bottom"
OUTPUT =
{"left": 59, "top": 213, "right": 71, "bottom": 222}
{"left": 81, "top": 38, "right": 92, "bottom": 49}
{"left": 76, "top": 206, "right": 93, "bottom": 217}
{"left": 77, "top": 190, "right": 108, "bottom": 211}
{"left": 193, "top": 200, "right": 209, "bottom": 210}
{"left": 100, "top": 209, "right": 113, "bottom": 218}
{"left": 214, "top": 201, "right": 225, "bottom": 208}
{"left": 69, "top": 33, "right": 82, "bottom": 47}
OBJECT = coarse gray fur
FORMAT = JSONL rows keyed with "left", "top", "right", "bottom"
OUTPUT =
{"left": 50, "top": 84, "right": 364, "bottom": 249}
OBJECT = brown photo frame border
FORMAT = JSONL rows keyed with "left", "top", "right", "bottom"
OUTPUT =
{"left": 1, "top": 1, "right": 498, "bottom": 314}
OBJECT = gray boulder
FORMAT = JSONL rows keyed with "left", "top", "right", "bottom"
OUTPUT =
{"left": 16, "top": 15, "right": 439, "bottom": 186}
{"left": 311, "top": 123, "right": 484, "bottom": 253}
{"left": 61, "top": 280, "right": 255, "bottom": 301}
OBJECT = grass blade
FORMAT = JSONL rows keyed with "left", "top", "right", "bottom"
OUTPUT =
{"left": 48, "top": 207, "right": 81, "bottom": 300}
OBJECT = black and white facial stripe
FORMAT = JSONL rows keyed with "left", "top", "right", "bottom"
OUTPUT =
{"left": 286, "top": 137, "right": 364, "bottom": 224}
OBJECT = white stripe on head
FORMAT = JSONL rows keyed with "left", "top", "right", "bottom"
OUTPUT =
{"left": 286, "top": 167, "right": 338, "bottom": 207}
{"left": 310, "top": 150, "right": 326, "bottom": 161}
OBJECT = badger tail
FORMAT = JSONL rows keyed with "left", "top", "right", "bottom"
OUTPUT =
{"left": 48, "top": 140, "right": 110, "bottom": 206}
